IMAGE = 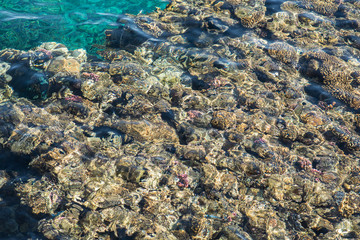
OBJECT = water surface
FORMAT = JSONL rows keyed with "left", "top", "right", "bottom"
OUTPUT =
{"left": 0, "top": 0, "right": 169, "bottom": 52}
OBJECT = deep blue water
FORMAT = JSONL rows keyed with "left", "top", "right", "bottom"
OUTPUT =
{"left": 0, "top": 0, "right": 169, "bottom": 52}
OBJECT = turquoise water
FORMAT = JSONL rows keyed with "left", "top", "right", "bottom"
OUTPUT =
{"left": 0, "top": 0, "right": 169, "bottom": 52}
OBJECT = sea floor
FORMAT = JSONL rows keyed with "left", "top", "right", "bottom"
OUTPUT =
{"left": 0, "top": 0, "right": 360, "bottom": 239}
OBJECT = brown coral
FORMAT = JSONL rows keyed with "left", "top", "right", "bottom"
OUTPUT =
{"left": 211, "top": 110, "right": 236, "bottom": 129}
{"left": 267, "top": 42, "right": 298, "bottom": 64}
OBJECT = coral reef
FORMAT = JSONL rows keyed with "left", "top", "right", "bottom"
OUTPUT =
{"left": 0, "top": 0, "right": 360, "bottom": 239}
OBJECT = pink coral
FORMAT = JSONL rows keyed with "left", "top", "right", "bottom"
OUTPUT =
{"left": 82, "top": 72, "right": 100, "bottom": 82}
{"left": 38, "top": 48, "right": 53, "bottom": 58}
{"left": 64, "top": 95, "right": 83, "bottom": 102}
{"left": 177, "top": 174, "right": 189, "bottom": 188}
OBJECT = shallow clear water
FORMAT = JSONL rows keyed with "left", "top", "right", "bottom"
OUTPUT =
{"left": 1, "top": 0, "right": 360, "bottom": 238}
{"left": 0, "top": 0, "right": 169, "bottom": 52}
